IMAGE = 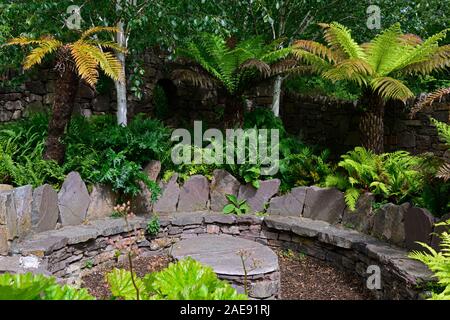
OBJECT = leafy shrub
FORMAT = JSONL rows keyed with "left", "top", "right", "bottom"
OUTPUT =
{"left": 409, "top": 220, "right": 450, "bottom": 300}
{"left": 326, "top": 147, "right": 423, "bottom": 210}
{"left": 0, "top": 273, "right": 93, "bottom": 300}
{"left": 279, "top": 146, "right": 332, "bottom": 191}
{"left": 94, "top": 149, "right": 160, "bottom": 199}
{"left": 107, "top": 258, "right": 247, "bottom": 300}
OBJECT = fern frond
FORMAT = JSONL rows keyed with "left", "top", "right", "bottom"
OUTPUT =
{"left": 319, "top": 22, "right": 366, "bottom": 59}
{"left": 430, "top": 118, "right": 450, "bottom": 145}
{"left": 414, "top": 87, "right": 450, "bottom": 112}
{"left": 80, "top": 26, "right": 119, "bottom": 40}
{"left": 239, "top": 59, "right": 271, "bottom": 77}
{"left": 23, "top": 39, "right": 62, "bottom": 69}
{"left": 436, "top": 163, "right": 450, "bottom": 182}
{"left": 322, "top": 58, "right": 373, "bottom": 85}
{"left": 69, "top": 44, "right": 100, "bottom": 87}
{"left": 370, "top": 77, "right": 414, "bottom": 102}
{"left": 344, "top": 187, "right": 361, "bottom": 211}
{"left": 292, "top": 40, "right": 342, "bottom": 63}
{"left": 172, "top": 68, "right": 216, "bottom": 89}
{"left": 76, "top": 43, "right": 124, "bottom": 83}
{"left": 400, "top": 44, "right": 450, "bottom": 75}
{"left": 365, "top": 23, "right": 403, "bottom": 74}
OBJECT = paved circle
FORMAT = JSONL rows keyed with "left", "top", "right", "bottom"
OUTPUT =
{"left": 171, "top": 234, "right": 279, "bottom": 276}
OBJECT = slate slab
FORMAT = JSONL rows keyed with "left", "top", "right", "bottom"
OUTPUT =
{"left": 177, "top": 175, "right": 209, "bottom": 212}
{"left": 210, "top": 170, "right": 240, "bottom": 212}
{"left": 86, "top": 184, "right": 117, "bottom": 221}
{"left": 13, "top": 185, "right": 33, "bottom": 238}
{"left": 133, "top": 160, "right": 161, "bottom": 215}
{"left": 31, "top": 184, "right": 59, "bottom": 232}
{"left": 404, "top": 207, "right": 435, "bottom": 251}
{"left": 238, "top": 179, "right": 280, "bottom": 213}
{"left": 153, "top": 173, "right": 180, "bottom": 213}
{"left": 372, "top": 202, "right": 409, "bottom": 247}
{"left": 342, "top": 192, "right": 375, "bottom": 233}
{"left": 303, "top": 187, "right": 345, "bottom": 224}
{"left": 0, "top": 191, "right": 17, "bottom": 240}
{"left": 58, "top": 172, "right": 91, "bottom": 226}
{"left": 172, "top": 234, "right": 279, "bottom": 276}
{"left": 267, "top": 187, "right": 307, "bottom": 217}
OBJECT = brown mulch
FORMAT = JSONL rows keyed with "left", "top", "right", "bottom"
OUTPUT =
{"left": 81, "top": 255, "right": 173, "bottom": 300}
{"left": 277, "top": 249, "right": 375, "bottom": 300}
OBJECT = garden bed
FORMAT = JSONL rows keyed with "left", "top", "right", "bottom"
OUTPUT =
{"left": 81, "top": 254, "right": 173, "bottom": 300}
{"left": 277, "top": 249, "right": 374, "bottom": 300}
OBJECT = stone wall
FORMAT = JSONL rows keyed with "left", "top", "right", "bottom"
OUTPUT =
{"left": 281, "top": 93, "right": 450, "bottom": 157}
{"left": 1, "top": 212, "right": 434, "bottom": 300}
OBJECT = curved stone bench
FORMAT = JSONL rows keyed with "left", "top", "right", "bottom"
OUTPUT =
{"left": 0, "top": 211, "right": 434, "bottom": 299}
{"left": 172, "top": 234, "right": 280, "bottom": 299}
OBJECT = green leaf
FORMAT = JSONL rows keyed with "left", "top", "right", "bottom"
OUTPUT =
{"left": 223, "top": 204, "right": 235, "bottom": 214}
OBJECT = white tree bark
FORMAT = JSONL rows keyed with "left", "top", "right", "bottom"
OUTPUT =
{"left": 115, "top": 15, "right": 127, "bottom": 126}
{"left": 271, "top": 75, "right": 282, "bottom": 117}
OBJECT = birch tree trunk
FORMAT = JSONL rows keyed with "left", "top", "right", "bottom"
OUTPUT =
{"left": 115, "top": 20, "right": 127, "bottom": 126}
{"left": 271, "top": 75, "right": 282, "bottom": 117}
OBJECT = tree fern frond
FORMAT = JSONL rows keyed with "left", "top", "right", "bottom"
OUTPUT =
{"left": 370, "top": 77, "right": 414, "bottom": 102}
{"left": 365, "top": 23, "right": 403, "bottom": 74}
{"left": 239, "top": 59, "right": 271, "bottom": 77}
{"left": 293, "top": 40, "right": 342, "bottom": 63}
{"left": 69, "top": 44, "right": 100, "bottom": 87}
{"left": 414, "top": 87, "right": 450, "bottom": 112}
{"left": 292, "top": 49, "right": 332, "bottom": 73}
{"left": 76, "top": 43, "right": 124, "bottom": 83}
{"left": 172, "top": 69, "right": 216, "bottom": 89}
{"left": 319, "top": 22, "right": 366, "bottom": 59}
{"left": 22, "top": 39, "right": 62, "bottom": 69}
{"left": 392, "top": 28, "right": 449, "bottom": 74}
{"left": 322, "top": 58, "right": 372, "bottom": 85}
{"left": 85, "top": 40, "right": 128, "bottom": 53}
{"left": 400, "top": 45, "right": 450, "bottom": 76}
{"left": 80, "top": 26, "right": 119, "bottom": 40}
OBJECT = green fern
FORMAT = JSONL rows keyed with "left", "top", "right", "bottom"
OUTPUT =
{"left": 409, "top": 220, "right": 450, "bottom": 300}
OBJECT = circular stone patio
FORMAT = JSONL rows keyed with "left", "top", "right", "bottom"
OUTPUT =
{"left": 171, "top": 234, "right": 280, "bottom": 299}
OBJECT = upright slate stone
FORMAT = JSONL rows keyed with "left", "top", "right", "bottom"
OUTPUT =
{"left": 238, "top": 179, "right": 280, "bottom": 213}
{"left": 32, "top": 184, "right": 59, "bottom": 232}
{"left": 341, "top": 192, "right": 375, "bottom": 233}
{"left": 86, "top": 184, "right": 117, "bottom": 221}
{"left": 153, "top": 173, "right": 180, "bottom": 213}
{"left": 132, "top": 160, "right": 161, "bottom": 215}
{"left": 0, "top": 191, "right": 17, "bottom": 240}
{"left": 0, "top": 226, "right": 8, "bottom": 255}
{"left": 209, "top": 170, "right": 240, "bottom": 212}
{"left": 13, "top": 185, "right": 33, "bottom": 238}
{"left": 404, "top": 207, "right": 435, "bottom": 251}
{"left": 267, "top": 187, "right": 307, "bottom": 217}
{"left": 372, "top": 202, "right": 410, "bottom": 247}
{"left": 303, "top": 187, "right": 345, "bottom": 224}
{"left": 178, "top": 175, "right": 210, "bottom": 212}
{"left": 58, "top": 172, "right": 91, "bottom": 226}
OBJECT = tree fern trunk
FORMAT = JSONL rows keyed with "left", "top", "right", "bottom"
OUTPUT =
{"left": 359, "top": 93, "right": 385, "bottom": 154}
{"left": 43, "top": 58, "right": 79, "bottom": 164}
